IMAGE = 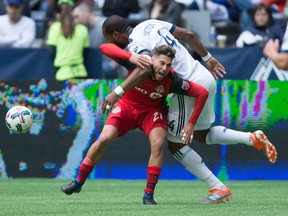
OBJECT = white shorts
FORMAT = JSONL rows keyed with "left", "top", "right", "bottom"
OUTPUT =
{"left": 167, "top": 66, "right": 216, "bottom": 143}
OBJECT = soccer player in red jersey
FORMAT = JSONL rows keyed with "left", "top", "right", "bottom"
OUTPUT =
{"left": 61, "top": 44, "right": 209, "bottom": 205}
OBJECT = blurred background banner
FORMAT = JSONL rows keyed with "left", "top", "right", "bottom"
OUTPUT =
{"left": 0, "top": 48, "right": 103, "bottom": 80}
{"left": 0, "top": 79, "right": 287, "bottom": 180}
{"left": 1, "top": 47, "right": 288, "bottom": 80}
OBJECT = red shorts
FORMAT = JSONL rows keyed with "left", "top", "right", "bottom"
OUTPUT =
{"left": 105, "top": 100, "right": 168, "bottom": 137}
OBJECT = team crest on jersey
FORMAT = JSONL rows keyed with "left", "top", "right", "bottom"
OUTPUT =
{"left": 144, "top": 24, "right": 155, "bottom": 35}
{"left": 181, "top": 81, "right": 190, "bottom": 90}
{"left": 112, "top": 106, "right": 121, "bottom": 114}
{"left": 155, "top": 85, "right": 164, "bottom": 93}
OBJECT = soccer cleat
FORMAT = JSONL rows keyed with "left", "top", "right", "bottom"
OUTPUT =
{"left": 196, "top": 187, "right": 232, "bottom": 204}
{"left": 61, "top": 180, "right": 82, "bottom": 195}
{"left": 143, "top": 192, "right": 157, "bottom": 205}
{"left": 251, "top": 130, "right": 277, "bottom": 163}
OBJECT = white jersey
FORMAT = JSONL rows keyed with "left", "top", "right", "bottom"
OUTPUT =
{"left": 128, "top": 19, "right": 205, "bottom": 81}
{"left": 0, "top": 15, "right": 36, "bottom": 48}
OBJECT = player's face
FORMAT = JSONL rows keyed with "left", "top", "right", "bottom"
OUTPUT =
{"left": 151, "top": 55, "right": 172, "bottom": 81}
{"left": 102, "top": 30, "right": 129, "bottom": 49}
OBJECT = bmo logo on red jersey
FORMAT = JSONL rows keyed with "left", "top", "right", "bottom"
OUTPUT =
{"left": 135, "top": 86, "right": 148, "bottom": 94}
{"left": 150, "top": 93, "right": 162, "bottom": 98}
{"left": 135, "top": 85, "right": 165, "bottom": 99}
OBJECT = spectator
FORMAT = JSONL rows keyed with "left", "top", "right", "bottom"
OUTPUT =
{"left": 102, "top": 0, "right": 140, "bottom": 18}
{"left": 187, "top": 0, "right": 231, "bottom": 23}
{"left": 46, "top": 0, "right": 89, "bottom": 81}
{"left": 73, "top": 3, "right": 125, "bottom": 79}
{"left": 262, "top": 0, "right": 286, "bottom": 13}
{"left": 73, "top": 2, "right": 125, "bottom": 78}
{"left": 231, "top": 0, "right": 260, "bottom": 31}
{"left": 236, "top": 3, "right": 285, "bottom": 47}
{"left": 263, "top": 24, "right": 288, "bottom": 70}
{"left": 212, "top": 0, "right": 240, "bottom": 22}
{"left": 0, "top": 0, "right": 36, "bottom": 48}
{"left": 148, "top": 0, "right": 185, "bottom": 26}
{"left": 73, "top": 3, "right": 105, "bottom": 48}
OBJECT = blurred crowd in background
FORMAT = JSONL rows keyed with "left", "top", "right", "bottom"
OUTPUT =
{"left": 1, "top": 0, "right": 288, "bottom": 79}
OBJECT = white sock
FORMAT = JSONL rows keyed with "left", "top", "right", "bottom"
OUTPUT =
{"left": 206, "top": 126, "right": 252, "bottom": 146}
{"left": 173, "top": 145, "right": 222, "bottom": 188}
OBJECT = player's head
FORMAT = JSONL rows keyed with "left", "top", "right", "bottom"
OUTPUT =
{"left": 102, "top": 15, "right": 130, "bottom": 49}
{"left": 151, "top": 45, "right": 176, "bottom": 81}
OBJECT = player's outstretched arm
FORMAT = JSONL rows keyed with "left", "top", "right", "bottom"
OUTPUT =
{"left": 101, "top": 66, "right": 151, "bottom": 116}
{"left": 172, "top": 26, "right": 226, "bottom": 79}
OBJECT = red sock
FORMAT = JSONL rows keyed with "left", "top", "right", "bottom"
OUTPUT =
{"left": 144, "top": 166, "right": 161, "bottom": 194}
{"left": 76, "top": 157, "right": 95, "bottom": 184}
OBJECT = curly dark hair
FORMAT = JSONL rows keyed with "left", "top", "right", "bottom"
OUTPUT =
{"left": 154, "top": 45, "right": 176, "bottom": 59}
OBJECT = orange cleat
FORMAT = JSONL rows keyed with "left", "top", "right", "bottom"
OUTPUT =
{"left": 196, "top": 187, "right": 232, "bottom": 204}
{"left": 251, "top": 130, "right": 277, "bottom": 163}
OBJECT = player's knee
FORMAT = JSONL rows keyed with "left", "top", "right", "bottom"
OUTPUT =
{"left": 97, "top": 135, "right": 113, "bottom": 147}
{"left": 151, "top": 141, "right": 165, "bottom": 158}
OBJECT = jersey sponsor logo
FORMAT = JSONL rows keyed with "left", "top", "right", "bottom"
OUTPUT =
{"left": 181, "top": 81, "right": 190, "bottom": 90}
{"left": 150, "top": 92, "right": 163, "bottom": 98}
{"left": 156, "top": 85, "right": 164, "bottom": 93}
{"left": 112, "top": 106, "right": 121, "bottom": 114}
{"left": 134, "top": 86, "right": 147, "bottom": 94}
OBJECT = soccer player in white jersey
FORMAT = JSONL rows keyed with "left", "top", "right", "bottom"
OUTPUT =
{"left": 102, "top": 15, "right": 278, "bottom": 204}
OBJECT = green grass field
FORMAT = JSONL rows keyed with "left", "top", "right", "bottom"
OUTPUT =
{"left": 0, "top": 179, "right": 287, "bottom": 216}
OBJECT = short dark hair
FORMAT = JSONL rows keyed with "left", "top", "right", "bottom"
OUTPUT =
{"left": 154, "top": 45, "right": 176, "bottom": 59}
{"left": 252, "top": 3, "right": 274, "bottom": 25}
{"left": 102, "top": 15, "right": 130, "bottom": 34}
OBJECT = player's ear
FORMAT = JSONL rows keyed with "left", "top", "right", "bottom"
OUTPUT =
{"left": 113, "top": 31, "right": 119, "bottom": 38}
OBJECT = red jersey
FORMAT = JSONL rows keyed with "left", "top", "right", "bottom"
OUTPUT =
{"left": 100, "top": 43, "right": 208, "bottom": 125}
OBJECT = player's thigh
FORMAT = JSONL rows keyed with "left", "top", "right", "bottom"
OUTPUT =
{"left": 140, "top": 107, "right": 168, "bottom": 137}
{"left": 106, "top": 101, "right": 138, "bottom": 136}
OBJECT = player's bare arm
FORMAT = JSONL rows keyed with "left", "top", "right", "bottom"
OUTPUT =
{"left": 101, "top": 66, "right": 150, "bottom": 116}
{"left": 263, "top": 39, "right": 288, "bottom": 70}
{"left": 172, "top": 26, "right": 226, "bottom": 79}
{"left": 100, "top": 44, "right": 152, "bottom": 115}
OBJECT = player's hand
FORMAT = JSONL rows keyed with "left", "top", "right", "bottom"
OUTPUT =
{"left": 263, "top": 39, "right": 279, "bottom": 57}
{"left": 101, "top": 92, "right": 119, "bottom": 116}
{"left": 130, "top": 54, "right": 152, "bottom": 69}
{"left": 179, "top": 122, "right": 195, "bottom": 145}
{"left": 205, "top": 57, "right": 226, "bottom": 80}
